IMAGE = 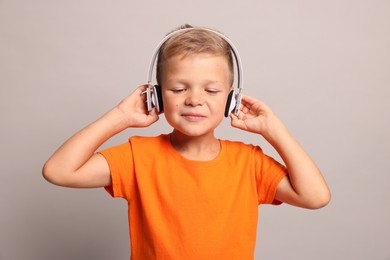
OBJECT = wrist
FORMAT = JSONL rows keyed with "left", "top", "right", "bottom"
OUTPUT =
{"left": 261, "top": 117, "right": 290, "bottom": 147}
{"left": 100, "top": 107, "right": 130, "bottom": 134}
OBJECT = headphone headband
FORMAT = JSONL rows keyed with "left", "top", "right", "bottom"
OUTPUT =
{"left": 147, "top": 27, "right": 243, "bottom": 95}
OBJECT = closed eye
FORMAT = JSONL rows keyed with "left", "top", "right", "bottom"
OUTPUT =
{"left": 169, "top": 88, "right": 186, "bottom": 93}
{"left": 205, "top": 89, "right": 221, "bottom": 95}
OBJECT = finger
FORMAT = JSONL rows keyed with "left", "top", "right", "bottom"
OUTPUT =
{"left": 146, "top": 108, "right": 160, "bottom": 124}
{"left": 149, "top": 107, "right": 160, "bottom": 117}
{"left": 229, "top": 113, "right": 247, "bottom": 130}
{"left": 136, "top": 84, "right": 149, "bottom": 95}
{"left": 240, "top": 95, "right": 272, "bottom": 115}
{"left": 240, "top": 94, "right": 259, "bottom": 106}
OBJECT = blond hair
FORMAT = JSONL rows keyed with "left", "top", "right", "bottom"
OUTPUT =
{"left": 156, "top": 24, "right": 234, "bottom": 85}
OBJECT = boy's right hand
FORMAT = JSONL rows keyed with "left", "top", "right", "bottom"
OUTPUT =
{"left": 42, "top": 85, "right": 160, "bottom": 188}
{"left": 115, "top": 85, "right": 160, "bottom": 128}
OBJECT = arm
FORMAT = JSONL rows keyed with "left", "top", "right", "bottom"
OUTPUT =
{"left": 230, "top": 95, "right": 330, "bottom": 209}
{"left": 42, "top": 85, "right": 159, "bottom": 188}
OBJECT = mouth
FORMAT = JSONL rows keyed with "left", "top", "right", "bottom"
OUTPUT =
{"left": 181, "top": 113, "right": 206, "bottom": 122}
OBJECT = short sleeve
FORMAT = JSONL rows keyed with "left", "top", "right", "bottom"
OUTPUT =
{"left": 255, "top": 147, "right": 287, "bottom": 205}
{"left": 98, "top": 141, "right": 134, "bottom": 200}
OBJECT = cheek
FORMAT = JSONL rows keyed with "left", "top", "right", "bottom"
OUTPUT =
{"left": 163, "top": 97, "right": 179, "bottom": 112}
{"left": 213, "top": 96, "right": 229, "bottom": 111}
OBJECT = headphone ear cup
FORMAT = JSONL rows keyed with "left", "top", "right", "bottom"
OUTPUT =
{"left": 224, "top": 90, "right": 237, "bottom": 117}
{"left": 152, "top": 85, "right": 164, "bottom": 113}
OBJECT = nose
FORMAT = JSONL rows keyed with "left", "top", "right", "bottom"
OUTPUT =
{"left": 185, "top": 90, "right": 204, "bottom": 106}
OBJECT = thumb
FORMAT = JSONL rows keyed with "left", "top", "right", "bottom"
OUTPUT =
{"left": 145, "top": 108, "right": 160, "bottom": 125}
{"left": 229, "top": 113, "right": 245, "bottom": 130}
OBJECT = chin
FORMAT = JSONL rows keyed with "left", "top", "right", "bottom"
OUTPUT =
{"left": 175, "top": 129, "right": 210, "bottom": 137}
{"left": 171, "top": 126, "right": 215, "bottom": 138}
{"left": 166, "top": 115, "right": 223, "bottom": 137}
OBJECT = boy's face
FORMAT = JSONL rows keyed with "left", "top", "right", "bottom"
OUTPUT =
{"left": 160, "top": 53, "right": 232, "bottom": 137}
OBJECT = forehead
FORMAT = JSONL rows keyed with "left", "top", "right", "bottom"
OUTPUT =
{"left": 166, "top": 53, "right": 229, "bottom": 66}
{"left": 161, "top": 55, "right": 231, "bottom": 87}
{"left": 162, "top": 54, "right": 230, "bottom": 79}
{"left": 163, "top": 53, "right": 232, "bottom": 79}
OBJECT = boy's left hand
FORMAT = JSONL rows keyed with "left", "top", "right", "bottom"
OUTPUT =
{"left": 231, "top": 94, "right": 331, "bottom": 209}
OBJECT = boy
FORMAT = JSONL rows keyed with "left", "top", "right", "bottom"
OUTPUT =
{"left": 43, "top": 25, "right": 330, "bottom": 259}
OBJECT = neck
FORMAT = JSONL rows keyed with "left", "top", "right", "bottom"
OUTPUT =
{"left": 170, "top": 130, "right": 220, "bottom": 161}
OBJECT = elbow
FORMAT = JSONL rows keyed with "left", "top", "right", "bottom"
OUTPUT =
{"left": 42, "top": 161, "right": 81, "bottom": 188}
{"left": 307, "top": 188, "right": 331, "bottom": 210}
{"left": 42, "top": 161, "right": 67, "bottom": 186}
{"left": 42, "top": 161, "right": 56, "bottom": 185}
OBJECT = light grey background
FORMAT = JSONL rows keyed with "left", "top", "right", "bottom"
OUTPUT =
{"left": 1, "top": 0, "right": 389, "bottom": 259}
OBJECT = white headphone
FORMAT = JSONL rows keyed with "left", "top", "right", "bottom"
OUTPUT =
{"left": 146, "top": 27, "right": 243, "bottom": 117}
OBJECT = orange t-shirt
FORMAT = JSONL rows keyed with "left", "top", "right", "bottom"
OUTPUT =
{"left": 99, "top": 134, "right": 286, "bottom": 260}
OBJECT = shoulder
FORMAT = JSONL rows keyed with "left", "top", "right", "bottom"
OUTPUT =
{"left": 130, "top": 134, "right": 170, "bottom": 147}
{"left": 220, "top": 139, "right": 265, "bottom": 160}
{"left": 221, "top": 139, "right": 262, "bottom": 153}
{"left": 100, "top": 134, "right": 169, "bottom": 157}
{"left": 129, "top": 134, "right": 171, "bottom": 156}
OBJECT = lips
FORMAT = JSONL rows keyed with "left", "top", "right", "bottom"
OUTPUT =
{"left": 181, "top": 113, "right": 206, "bottom": 121}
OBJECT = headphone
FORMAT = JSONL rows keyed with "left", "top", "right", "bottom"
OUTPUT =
{"left": 145, "top": 27, "right": 243, "bottom": 117}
